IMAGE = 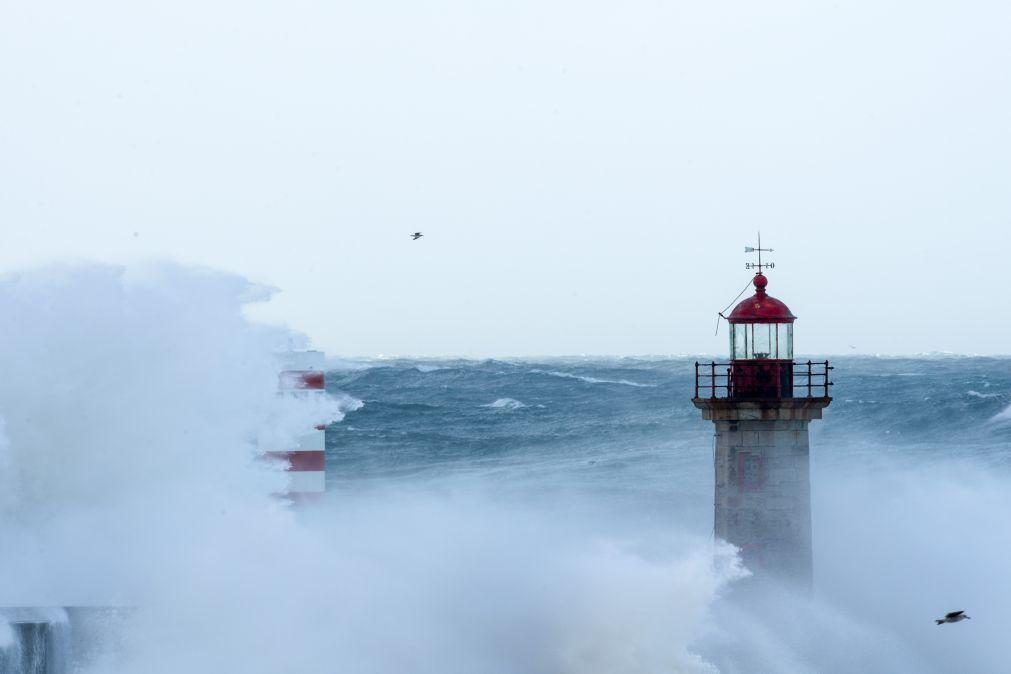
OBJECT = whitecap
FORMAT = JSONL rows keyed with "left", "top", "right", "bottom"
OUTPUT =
{"left": 967, "top": 390, "right": 1001, "bottom": 399}
{"left": 481, "top": 398, "right": 527, "bottom": 410}
{"left": 990, "top": 403, "right": 1011, "bottom": 424}
{"left": 324, "top": 358, "right": 376, "bottom": 372}
{"left": 530, "top": 369, "right": 657, "bottom": 388}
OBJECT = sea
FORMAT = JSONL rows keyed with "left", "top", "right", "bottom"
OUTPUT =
{"left": 322, "top": 355, "right": 1011, "bottom": 673}
{"left": 3, "top": 263, "right": 1010, "bottom": 674}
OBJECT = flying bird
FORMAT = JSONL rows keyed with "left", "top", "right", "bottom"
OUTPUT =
{"left": 411, "top": 232, "right": 423, "bottom": 240}
{"left": 936, "top": 610, "right": 971, "bottom": 625}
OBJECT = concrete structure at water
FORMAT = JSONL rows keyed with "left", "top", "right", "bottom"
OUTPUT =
{"left": 0, "top": 608, "right": 120, "bottom": 674}
{"left": 693, "top": 260, "right": 832, "bottom": 585}
{"left": 0, "top": 609, "right": 70, "bottom": 674}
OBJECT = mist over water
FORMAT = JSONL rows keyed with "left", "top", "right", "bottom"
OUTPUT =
{"left": 2, "top": 263, "right": 1009, "bottom": 672}
{"left": 326, "top": 357, "right": 1011, "bottom": 672}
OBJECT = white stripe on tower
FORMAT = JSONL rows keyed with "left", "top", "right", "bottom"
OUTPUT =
{"left": 267, "top": 350, "right": 327, "bottom": 503}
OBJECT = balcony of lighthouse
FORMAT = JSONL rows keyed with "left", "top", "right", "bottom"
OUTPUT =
{"left": 692, "top": 360, "right": 833, "bottom": 420}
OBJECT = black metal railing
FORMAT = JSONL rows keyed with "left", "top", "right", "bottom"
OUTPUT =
{"left": 694, "top": 360, "right": 833, "bottom": 399}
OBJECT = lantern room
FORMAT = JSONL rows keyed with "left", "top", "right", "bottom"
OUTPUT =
{"left": 727, "top": 272, "right": 796, "bottom": 398}
{"left": 727, "top": 273, "right": 795, "bottom": 360}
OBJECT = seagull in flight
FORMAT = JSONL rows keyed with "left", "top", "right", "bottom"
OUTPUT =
{"left": 936, "top": 610, "right": 970, "bottom": 625}
{"left": 411, "top": 232, "right": 423, "bottom": 240}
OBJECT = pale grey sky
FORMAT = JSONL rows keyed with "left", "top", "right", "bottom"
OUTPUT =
{"left": 3, "top": 1, "right": 1009, "bottom": 357}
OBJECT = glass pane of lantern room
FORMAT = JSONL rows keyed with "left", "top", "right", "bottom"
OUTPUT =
{"left": 752, "top": 323, "right": 773, "bottom": 359}
{"left": 732, "top": 323, "right": 748, "bottom": 359}
{"left": 778, "top": 323, "right": 793, "bottom": 359}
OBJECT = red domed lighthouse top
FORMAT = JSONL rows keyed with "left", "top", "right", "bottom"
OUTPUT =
{"left": 727, "top": 273, "right": 796, "bottom": 324}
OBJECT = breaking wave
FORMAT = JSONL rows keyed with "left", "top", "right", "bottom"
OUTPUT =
{"left": 0, "top": 262, "right": 740, "bottom": 674}
{"left": 4, "top": 265, "right": 1010, "bottom": 672}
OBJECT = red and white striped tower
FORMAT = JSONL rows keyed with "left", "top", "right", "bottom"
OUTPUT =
{"left": 266, "top": 350, "right": 327, "bottom": 503}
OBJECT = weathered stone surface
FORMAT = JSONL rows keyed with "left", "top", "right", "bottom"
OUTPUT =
{"left": 693, "top": 397, "right": 830, "bottom": 421}
{"left": 699, "top": 407, "right": 827, "bottom": 586}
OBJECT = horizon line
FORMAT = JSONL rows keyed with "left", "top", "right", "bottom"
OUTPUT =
{"left": 322, "top": 351, "right": 1011, "bottom": 362}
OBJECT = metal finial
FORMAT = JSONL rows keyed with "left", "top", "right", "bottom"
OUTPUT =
{"left": 744, "top": 231, "right": 775, "bottom": 272}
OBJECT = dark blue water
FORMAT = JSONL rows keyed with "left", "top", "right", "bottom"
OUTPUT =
{"left": 322, "top": 357, "right": 1011, "bottom": 673}
{"left": 326, "top": 356, "right": 1011, "bottom": 492}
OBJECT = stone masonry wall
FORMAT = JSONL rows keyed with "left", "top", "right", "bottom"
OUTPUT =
{"left": 713, "top": 418, "right": 813, "bottom": 585}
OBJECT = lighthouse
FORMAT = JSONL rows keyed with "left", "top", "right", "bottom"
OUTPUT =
{"left": 693, "top": 243, "right": 832, "bottom": 585}
{"left": 265, "top": 350, "right": 329, "bottom": 504}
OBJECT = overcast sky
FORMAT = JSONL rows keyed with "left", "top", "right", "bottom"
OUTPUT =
{"left": 2, "top": 1, "right": 1009, "bottom": 357}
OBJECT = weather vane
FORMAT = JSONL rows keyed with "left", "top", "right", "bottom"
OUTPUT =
{"left": 744, "top": 232, "right": 774, "bottom": 273}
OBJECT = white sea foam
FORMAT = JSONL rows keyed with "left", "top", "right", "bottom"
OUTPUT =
{"left": 0, "top": 262, "right": 737, "bottom": 674}
{"left": 530, "top": 369, "right": 657, "bottom": 388}
{"left": 967, "top": 390, "right": 1001, "bottom": 399}
{"left": 7, "top": 261, "right": 1005, "bottom": 673}
{"left": 991, "top": 403, "right": 1011, "bottom": 423}
{"left": 482, "top": 398, "right": 527, "bottom": 410}
{"left": 0, "top": 263, "right": 350, "bottom": 668}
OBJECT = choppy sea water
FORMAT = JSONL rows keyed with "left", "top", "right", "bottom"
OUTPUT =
{"left": 9, "top": 265, "right": 1008, "bottom": 673}
{"left": 323, "top": 356, "right": 1011, "bottom": 672}
{"left": 326, "top": 355, "right": 1011, "bottom": 485}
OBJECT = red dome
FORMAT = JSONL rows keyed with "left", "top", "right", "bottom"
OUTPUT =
{"left": 727, "top": 273, "right": 796, "bottom": 324}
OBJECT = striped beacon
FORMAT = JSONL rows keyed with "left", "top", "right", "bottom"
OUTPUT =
{"left": 266, "top": 350, "right": 327, "bottom": 503}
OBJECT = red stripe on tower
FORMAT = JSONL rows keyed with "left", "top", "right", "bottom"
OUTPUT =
{"left": 266, "top": 450, "right": 326, "bottom": 471}
{"left": 272, "top": 350, "right": 328, "bottom": 503}
{"left": 279, "top": 370, "right": 325, "bottom": 390}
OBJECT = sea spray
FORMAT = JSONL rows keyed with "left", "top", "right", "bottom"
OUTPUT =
{"left": 0, "top": 419, "right": 18, "bottom": 513}
{"left": 0, "top": 608, "right": 71, "bottom": 674}
{"left": 7, "top": 263, "right": 1001, "bottom": 671}
{"left": 0, "top": 263, "right": 351, "bottom": 669}
{"left": 325, "top": 356, "right": 1011, "bottom": 672}
{"left": 0, "top": 263, "right": 738, "bottom": 673}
